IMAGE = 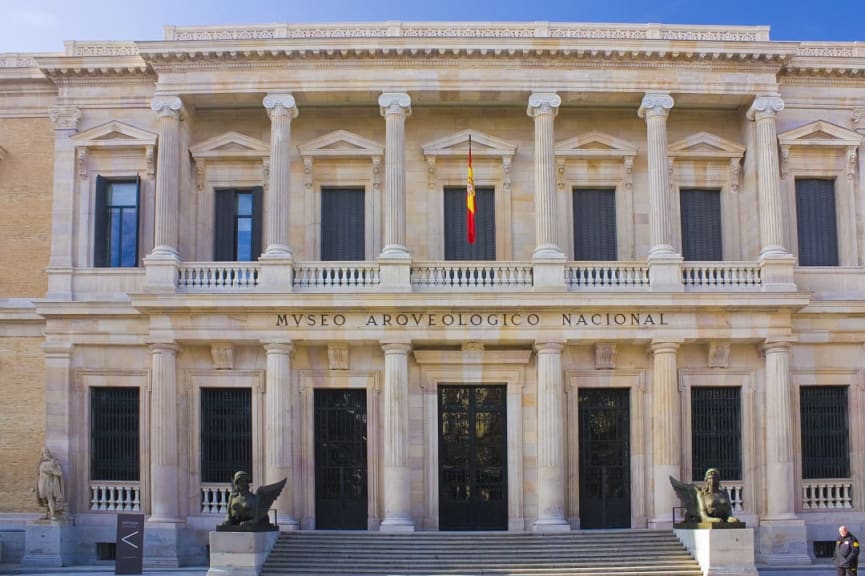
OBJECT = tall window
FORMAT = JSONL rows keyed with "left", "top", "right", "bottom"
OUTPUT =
{"left": 444, "top": 186, "right": 495, "bottom": 260}
{"left": 90, "top": 387, "right": 139, "bottom": 481}
{"left": 215, "top": 188, "right": 262, "bottom": 261}
{"left": 573, "top": 188, "right": 617, "bottom": 260}
{"left": 200, "top": 388, "right": 252, "bottom": 483}
{"left": 796, "top": 179, "right": 838, "bottom": 266}
{"left": 680, "top": 189, "right": 722, "bottom": 261}
{"left": 94, "top": 176, "right": 140, "bottom": 267}
{"left": 691, "top": 387, "right": 741, "bottom": 481}
{"left": 321, "top": 187, "right": 365, "bottom": 261}
{"left": 800, "top": 386, "right": 849, "bottom": 479}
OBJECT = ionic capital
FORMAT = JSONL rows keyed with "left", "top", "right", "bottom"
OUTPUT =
{"left": 534, "top": 341, "right": 565, "bottom": 354}
{"left": 746, "top": 95, "right": 784, "bottom": 121}
{"left": 263, "top": 341, "right": 294, "bottom": 356}
{"left": 149, "top": 342, "right": 180, "bottom": 354}
{"left": 650, "top": 340, "right": 681, "bottom": 355}
{"left": 381, "top": 341, "right": 412, "bottom": 355}
{"left": 263, "top": 93, "right": 298, "bottom": 120}
{"left": 638, "top": 93, "right": 674, "bottom": 119}
{"left": 852, "top": 108, "right": 865, "bottom": 135}
{"left": 761, "top": 336, "right": 795, "bottom": 354}
{"left": 526, "top": 92, "right": 561, "bottom": 118}
{"left": 150, "top": 96, "right": 184, "bottom": 120}
{"left": 378, "top": 92, "right": 412, "bottom": 117}
{"left": 48, "top": 106, "right": 81, "bottom": 131}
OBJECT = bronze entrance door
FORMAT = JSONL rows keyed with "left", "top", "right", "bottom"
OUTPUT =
{"left": 578, "top": 388, "right": 631, "bottom": 528}
{"left": 314, "top": 389, "right": 367, "bottom": 529}
{"left": 438, "top": 385, "right": 508, "bottom": 530}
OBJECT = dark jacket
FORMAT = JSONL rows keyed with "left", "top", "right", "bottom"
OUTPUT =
{"left": 834, "top": 532, "right": 860, "bottom": 569}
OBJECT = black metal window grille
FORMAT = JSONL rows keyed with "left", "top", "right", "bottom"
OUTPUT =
{"left": 573, "top": 188, "right": 617, "bottom": 261}
{"left": 321, "top": 187, "right": 365, "bottom": 261}
{"left": 444, "top": 186, "right": 495, "bottom": 260}
{"left": 90, "top": 387, "right": 139, "bottom": 481}
{"left": 800, "top": 385, "right": 849, "bottom": 479}
{"left": 200, "top": 388, "right": 252, "bottom": 483}
{"left": 691, "top": 387, "right": 741, "bottom": 481}
{"left": 680, "top": 188, "right": 722, "bottom": 261}
{"left": 796, "top": 179, "right": 839, "bottom": 266}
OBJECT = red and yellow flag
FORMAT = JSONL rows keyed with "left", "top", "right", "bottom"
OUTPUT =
{"left": 466, "top": 134, "right": 476, "bottom": 244}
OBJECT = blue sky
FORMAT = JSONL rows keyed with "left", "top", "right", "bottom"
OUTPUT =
{"left": 0, "top": 0, "right": 861, "bottom": 53}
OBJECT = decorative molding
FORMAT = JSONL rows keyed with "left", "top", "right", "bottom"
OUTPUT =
{"left": 327, "top": 344, "right": 349, "bottom": 371}
{"left": 849, "top": 147, "right": 858, "bottom": 181}
{"left": 65, "top": 41, "right": 139, "bottom": 57}
{"left": 262, "top": 93, "right": 298, "bottom": 119}
{"left": 303, "top": 158, "right": 313, "bottom": 194}
{"left": 422, "top": 129, "right": 517, "bottom": 160}
{"left": 189, "top": 131, "right": 270, "bottom": 160}
{"left": 298, "top": 129, "right": 384, "bottom": 160}
{"left": 667, "top": 131, "right": 746, "bottom": 160}
{"left": 77, "top": 148, "right": 88, "bottom": 180}
{"left": 413, "top": 349, "right": 532, "bottom": 367}
{"left": 378, "top": 92, "right": 412, "bottom": 117}
{"left": 48, "top": 106, "right": 81, "bottom": 131}
{"left": 526, "top": 92, "right": 561, "bottom": 118}
{"left": 594, "top": 343, "right": 617, "bottom": 370}
{"left": 210, "top": 343, "right": 234, "bottom": 370}
{"left": 554, "top": 131, "right": 639, "bottom": 160}
{"left": 746, "top": 95, "right": 784, "bottom": 120}
{"left": 729, "top": 158, "right": 742, "bottom": 194}
{"left": 852, "top": 109, "right": 865, "bottom": 135}
{"left": 778, "top": 119, "right": 864, "bottom": 148}
{"left": 71, "top": 120, "right": 157, "bottom": 176}
{"left": 707, "top": 342, "right": 731, "bottom": 369}
{"left": 638, "top": 93, "right": 674, "bottom": 119}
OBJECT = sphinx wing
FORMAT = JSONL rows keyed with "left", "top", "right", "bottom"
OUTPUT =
{"left": 669, "top": 476, "right": 699, "bottom": 517}
{"left": 255, "top": 478, "right": 287, "bottom": 519}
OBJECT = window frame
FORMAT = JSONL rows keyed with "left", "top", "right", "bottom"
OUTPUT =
{"left": 794, "top": 178, "right": 839, "bottom": 267}
{"left": 319, "top": 186, "right": 367, "bottom": 261}
{"left": 443, "top": 185, "right": 496, "bottom": 261}
{"left": 679, "top": 188, "right": 723, "bottom": 262}
{"left": 94, "top": 176, "right": 141, "bottom": 268}
{"left": 571, "top": 187, "right": 619, "bottom": 261}
{"left": 213, "top": 187, "right": 263, "bottom": 262}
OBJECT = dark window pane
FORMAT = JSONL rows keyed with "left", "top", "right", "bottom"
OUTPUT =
{"left": 573, "top": 188, "right": 617, "bottom": 260}
{"left": 90, "top": 387, "right": 139, "bottom": 481}
{"left": 800, "top": 386, "right": 849, "bottom": 479}
{"left": 96, "top": 179, "right": 139, "bottom": 268}
{"left": 321, "top": 188, "right": 365, "bottom": 261}
{"left": 691, "top": 387, "right": 741, "bottom": 481}
{"left": 215, "top": 189, "right": 262, "bottom": 262}
{"left": 200, "top": 388, "right": 252, "bottom": 483}
{"left": 796, "top": 179, "right": 838, "bottom": 266}
{"left": 680, "top": 189, "right": 722, "bottom": 261}
{"left": 444, "top": 187, "right": 495, "bottom": 260}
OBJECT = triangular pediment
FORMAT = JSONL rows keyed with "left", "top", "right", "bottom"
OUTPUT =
{"left": 778, "top": 120, "right": 863, "bottom": 148}
{"left": 422, "top": 129, "right": 517, "bottom": 159}
{"left": 72, "top": 120, "right": 157, "bottom": 148}
{"left": 298, "top": 130, "right": 383, "bottom": 158}
{"left": 555, "top": 131, "right": 638, "bottom": 158}
{"left": 189, "top": 131, "right": 270, "bottom": 159}
{"left": 668, "top": 132, "right": 745, "bottom": 160}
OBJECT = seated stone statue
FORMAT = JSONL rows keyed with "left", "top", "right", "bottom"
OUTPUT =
{"left": 217, "top": 471, "right": 286, "bottom": 532}
{"left": 670, "top": 468, "right": 743, "bottom": 527}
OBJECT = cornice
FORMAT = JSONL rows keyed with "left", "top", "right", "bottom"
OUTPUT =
{"left": 783, "top": 56, "right": 865, "bottom": 79}
{"left": 32, "top": 55, "right": 153, "bottom": 81}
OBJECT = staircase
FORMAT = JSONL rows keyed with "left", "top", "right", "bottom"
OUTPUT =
{"left": 261, "top": 530, "right": 703, "bottom": 575}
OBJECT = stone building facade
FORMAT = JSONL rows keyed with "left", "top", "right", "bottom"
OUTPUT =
{"left": 1, "top": 20, "right": 864, "bottom": 566}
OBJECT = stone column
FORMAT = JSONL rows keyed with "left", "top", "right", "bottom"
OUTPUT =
{"left": 262, "top": 94, "right": 298, "bottom": 258}
{"left": 649, "top": 340, "right": 680, "bottom": 528}
{"left": 527, "top": 93, "right": 564, "bottom": 260}
{"left": 378, "top": 93, "right": 411, "bottom": 259}
{"left": 854, "top": 109, "right": 865, "bottom": 265}
{"left": 264, "top": 342, "right": 297, "bottom": 528}
{"left": 149, "top": 343, "right": 180, "bottom": 522}
{"left": 534, "top": 341, "right": 569, "bottom": 531}
{"left": 380, "top": 342, "right": 414, "bottom": 531}
{"left": 747, "top": 95, "right": 788, "bottom": 259}
{"left": 149, "top": 97, "right": 184, "bottom": 259}
{"left": 638, "top": 93, "right": 676, "bottom": 258}
{"left": 46, "top": 107, "right": 81, "bottom": 300}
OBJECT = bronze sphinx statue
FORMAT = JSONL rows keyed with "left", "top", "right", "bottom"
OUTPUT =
{"left": 217, "top": 471, "right": 286, "bottom": 532}
{"left": 670, "top": 468, "right": 744, "bottom": 527}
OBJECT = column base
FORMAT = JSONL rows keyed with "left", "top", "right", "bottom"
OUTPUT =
{"left": 756, "top": 518, "right": 810, "bottom": 565}
{"left": 257, "top": 256, "right": 294, "bottom": 291}
{"left": 759, "top": 253, "right": 796, "bottom": 292}
{"left": 22, "top": 519, "right": 76, "bottom": 567}
{"left": 380, "top": 517, "right": 415, "bottom": 533}
{"left": 143, "top": 253, "right": 180, "bottom": 292}
{"left": 531, "top": 254, "right": 566, "bottom": 292}
{"left": 143, "top": 520, "right": 182, "bottom": 568}
{"left": 378, "top": 256, "right": 412, "bottom": 292}
{"left": 648, "top": 253, "right": 684, "bottom": 291}
{"left": 207, "top": 530, "right": 279, "bottom": 576}
{"left": 675, "top": 527, "right": 759, "bottom": 576}
{"left": 532, "top": 519, "right": 570, "bottom": 533}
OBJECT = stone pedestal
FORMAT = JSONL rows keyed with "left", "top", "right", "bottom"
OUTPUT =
{"left": 143, "top": 520, "right": 181, "bottom": 568}
{"left": 22, "top": 520, "right": 75, "bottom": 567}
{"left": 756, "top": 519, "right": 811, "bottom": 565}
{"left": 675, "top": 527, "right": 759, "bottom": 576}
{"left": 207, "top": 531, "right": 279, "bottom": 576}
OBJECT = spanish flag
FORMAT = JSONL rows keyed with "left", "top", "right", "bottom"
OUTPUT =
{"left": 466, "top": 135, "right": 476, "bottom": 244}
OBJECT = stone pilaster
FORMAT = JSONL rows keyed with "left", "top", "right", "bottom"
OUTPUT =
{"left": 378, "top": 93, "right": 411, "bottom": 259}
{"left": 649, "top": 340, "right": 680, "bottom": 528}
{"left": 264, "top": 342, "right": 298, "bottom": 529}
{"left": 380, "top": 342, "right": 414, "bottom": 531}
{"left": 853, "top": 109, "right": 865, "bottom": 265}
{"left": 149, "top": 343, "right": 180, "bottom": 522}
{"left": 747, "top": 95, "right": 788, "bottom": 259}
{"left": 527, "top": 93, "right": 564, "bottom": 261}
{"left": 262, "top": 94, "right": 298, "bottom": 259}
{"left": 533, "top": 341, "right": 569, "bottom": 532}
{"left": 46, "top": 107, "right": 81, "bottom": 300}
{"left": 43, "top": 343, "right": 74, "bottom": 511}
{"left": 638, "top": 93, "right": 676, "bottom": 259}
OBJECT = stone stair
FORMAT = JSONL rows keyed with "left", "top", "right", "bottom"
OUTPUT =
{"left": 260, "top": 530, "right": 703, "bottom": 575}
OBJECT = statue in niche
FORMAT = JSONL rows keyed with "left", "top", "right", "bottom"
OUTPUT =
{"left": 217, "top": 471, "right": 286, "bottom": 532}
{"left": 670, "top": 468, "right": 745, "bottom": 528}
{"left": 34, "top": 447, "right": 65, "bottom": 520}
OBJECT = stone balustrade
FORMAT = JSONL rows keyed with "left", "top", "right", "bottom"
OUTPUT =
{"left": 89, "top": 482, "right": 141, "bottom": 512}
{"left": 682, "top": 262, "right": 762, "bottom": 289}
{"left": 801, "top": 480, "right": 853, "bottom": 510}
{"left": 293, "top": 262, "right": 381, "bottom": 290}
{"left": 177, "top": 262, "right": 260, "bottom": 290}
{"left": 411, "top": 262, "right": 533, "bottom": 290}
{"left": 200, "top": 483, "right": 232, "bottom": 514}
{"left": 566, "top": 262, "right": 649, "bottom": 289}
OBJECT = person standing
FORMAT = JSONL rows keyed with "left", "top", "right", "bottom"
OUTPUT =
{"left": 834, "top": 525, "right": 860, "bottom": 576}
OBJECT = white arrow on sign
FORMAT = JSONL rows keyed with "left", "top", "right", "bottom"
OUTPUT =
{"left": 120, "top": 530, "right": 140, "bottom": 549}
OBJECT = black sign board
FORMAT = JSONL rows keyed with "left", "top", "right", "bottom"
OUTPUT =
{"left": 115, "top": 513, "right": 144, "bottom": 575}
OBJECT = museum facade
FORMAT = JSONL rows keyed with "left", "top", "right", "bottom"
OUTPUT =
{"left": 1, "top": 20, "right": 864, "bottom": 566}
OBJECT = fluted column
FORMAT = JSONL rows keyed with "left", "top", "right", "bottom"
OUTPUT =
{"left": 649, "top": 340, "right": 680, "bottom": 527}
{"left": 149, "top": 97, "right": 184, "bottom": 259}
{"left": 534, "top": 341, "right": 569, "bottom": 531}
{"left": 264, "top": 342, "right": 297, "bottom": 528}
{"left": 638, "top": 93, "right": 676, "bottom": 258}
{"left": 527, "top": 93, "right": 564, "bottom": 260}
{"left": 378, "top": 93, "right": 411, "bottom": 259}
{"left": 747, "top": 95, "right": 788, "bottom": 258}
{"left": 381, "top": 342, "right": 414, "bottom": 531}
{"left": 46, "top": 107, "right": 81, "bottom": 299}
{"left": 762, "top": 339, "right": 796, "bottom": 519}
{"left": 150, "top": 343, "right": 180, "bottom": 522}
{"left": 262, "top": 94, "right": 298, "bottom": 258}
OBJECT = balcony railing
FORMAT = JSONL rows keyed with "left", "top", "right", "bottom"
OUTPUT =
{"left": 411, "top": 261, "right": 533, "bottom": 290}
{"left": 566, "top": 262, "right": 649, "bottom": 290}
{"left": 178, "top": 262, "right": 259, "bottom": 290}
{"left": 200, "top": 483, "right": 232, "bottom": 514}
{"left": 722, "top": 482, "right": 744, "bottom": 513}
{"left": 293, "top": 261, "right": 381, "bottom": 290}
{"left": 89, "top": 482, "right": 141, "bottom": 512}
{"left": 801, "top": 479, "right": 853, "bottom": 510}
{"left": 682, "top": 262, "right": 762, "bottom": 290}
